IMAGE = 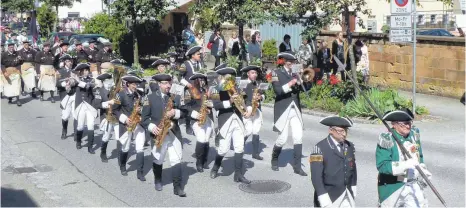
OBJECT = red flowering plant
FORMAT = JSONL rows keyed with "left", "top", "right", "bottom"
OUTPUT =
{"left": 316, "top": 79, "right": 323, "bottom": 85}
{"left": 329, "top": 74, "right": 340, "bottom": 85}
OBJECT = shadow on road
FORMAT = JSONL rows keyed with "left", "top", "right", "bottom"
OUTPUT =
{"left": 1, "top": 187, "right": 39, "bottom": 207}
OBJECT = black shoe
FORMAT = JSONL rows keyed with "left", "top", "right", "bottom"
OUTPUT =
{"left": 22, "top": 91, "right": 27, "bottom": 96}
{"left": 293, "top": 144, "right": 308, "bottom": 176}
{"left": 40, "top": 96, "right": 44, "bottom": 101}
{"left": 87, "top": 132, "right": 95, "bottom": 154}
{"left": 100, "top": 142, "right": 108, "bottom": 163}
{"left": 61, "top": 120, "right": 68, "bottom": 140}
{"left": 233, "top": 153, "right": 251, "bottom": 184}
{"left": 16, "top": 100, "right": 22, "bottom": 106}
{"left": 76, "top": 131, "right": 83, "bottom": 149}
{"left": 252, "top": 135, "right": 263, "bottom": 160}
{"left": 152, "top": 163, "right": 163, "bottom": 191}
{"left": 210, "top": 154, "right": 224, "bottom": 179}
{"left": 8, "top": 98, "right": 12, "bottom": 104}
{"left": 31, "top": 93, "right": 37, "bottom": 99}
{"left": 51, "top": 97, "right": 55, "bottom": 103}
{"left": 195, "top": 142, "right": 204, "bottom": 172}
{"left": 136, "top": 152, "right": 146, "bottom": 181}
{"left": 172, "top": 164, "right": 186, "bottom": 197}
{"left": 119, "top": 152, "right": 128, "bottom": 176}
{"left": 271, "top": 145, "right": 282, "bottom": 171}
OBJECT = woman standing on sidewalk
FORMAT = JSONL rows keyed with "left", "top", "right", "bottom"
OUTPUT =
{"left": 209, "top": 28, "right": 226, "bottom": 67}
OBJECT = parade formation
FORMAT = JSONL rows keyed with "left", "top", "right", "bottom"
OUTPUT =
{"left": 1, "top": 40, "right": 440, "bottom": 207}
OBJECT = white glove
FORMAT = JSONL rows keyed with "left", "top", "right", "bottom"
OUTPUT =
{"left": 318, "top": 194, "right": 332, "bottom": 208}
{"left": 419, "top": 163, "right": 432, "bottom": 180}
{"left": 403, "top": 158, "right": 419, "bottom": 171}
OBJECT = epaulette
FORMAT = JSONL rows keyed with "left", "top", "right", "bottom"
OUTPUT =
{"left": 143, "top": 95, "right": 149, "bottom": 106}
{"left": 309, "top": 145, "right": 323, "bottom": 163}
{"left": 271, "top": 70, "right": 279, "bottom": 82}
{"left": 179, "top": 63, "right": 187, "bottom": 72}
{"left": 411, "top": 126, "right": 420, "bottom": 141}
{"left": 378, "top": 132, "right": 394, "bottom": 149}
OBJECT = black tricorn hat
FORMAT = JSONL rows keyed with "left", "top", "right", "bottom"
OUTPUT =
{"left": 214, "top": 63, "right": 227, "bottom": 71}
{"left": 73, "top": 63, "right": 90, "bottom": 72}
{"left": 122, "top": 75, "right": 143, "bottom": 83}
{"left": 59, "top": 41, "right": 70, "bottom": 47}
{"left": 320, "top": 115, "right": 353, "bottom": 128}
{"left": 216, "top": 67, "right": 236, "bottom": 76}
{"left": 382, "top": 109, "right": 414, "bottom": 121}
{"left": 96, "top": 73, "right": 112, "bottom": 80}
{"left": 152, "top": 74, "right": 172, "bottom": 82}
{"left": 189, "top": 73, "right": 207, "bottom": 80}
{"left": 240, "top": 65, "right": 261, "bottom": 73}
{"left": 59, "top": 54, "right": 72, "bottom": 61}
{"left": 277, "top": 52, "right": 297, "bottom": 60}
{"left": 151, "top": 59, "right": 170, "bottom": 68}
{"left": 185, "top": 45, "right": 202, "bottom": 57}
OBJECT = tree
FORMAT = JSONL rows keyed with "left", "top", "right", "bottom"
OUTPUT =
{"left": 83, "top": 13, "right": 128, "bottom": 53}
{"left": 42, "top": 0, "right": 81, "bottom": 32}
{"left": 1, "top": 0, "right": 33, "bottom": 21}
{"left": 111, "top": 0, "right": 176, "bottom": 64}
{"left": 37, "top": 3, "right": 57, "bottom": 38}
{"left": 192, "top": 0, "right": 276, "bottom": 67}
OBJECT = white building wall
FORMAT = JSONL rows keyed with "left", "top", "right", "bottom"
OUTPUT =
{"left": 57, "top": 0, "right": 105, "bottom": 19}
{"left": 327, "top": 0, "right": 453, "bottom": 33}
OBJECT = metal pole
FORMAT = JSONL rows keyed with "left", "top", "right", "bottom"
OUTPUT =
{"left": 412, "top": 0, "right": 417, "bottom": 114}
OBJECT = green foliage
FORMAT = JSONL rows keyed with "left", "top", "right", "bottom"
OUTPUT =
{"left": 262, "top": 39, "right": 278, "bottom": 61}
{"left": 111, "top": 0, "right": 175, "bottom": 21}
{"left": 226, "top": 55, "right": 240, "bottom": 69}
{"left": 249, "top": 58, "right": 262, "bottom": 66}
{"left": 332, "top": 72, "right": 369, "bottom": 103}
{"left": 37, "top": 3, "right": 57, "bottom": 38}
{"left": 264, "top": 88, "right": 276, "bottom": 103}
{"left": 142, "top": 68, "right": 158, "bottom": 77}
{"left": 83, "top": 13, "right": 127, "bottom": 53}
{"left": 381, "top": 25, "right": 390, "bottom": 34}
{"left": 1, "top": 0, "right": 32, "bottom": 13}
{"left": 189, "top": 6, "right": 220, "bottom": 32}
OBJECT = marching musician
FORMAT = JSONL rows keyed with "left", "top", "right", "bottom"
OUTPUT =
{"left": 111, "top": 74, "right": 147, "bottom": 181}
{"left": 310, "top": 115, "right": 357, "bottom": 208}
{"left": 57, "top": 54, "right": 76, "bottom": 140}
{"left": 167, "top": 52, "right": 180, "bottom": 83}
{"left": 187, "top": 73, "right": 214, "bottom": 172}
{"left": 270, "top": 52, "right": 307, "bottom": 176}
{"left": 54, "top": 41, "right": 69, "bottom": 69}
{"left": 1, "top": 40, "right": 22, "bottom": 106}
{"left": 95, "top": 72, "right": 117, "bottom": 162}
{"left": 75, "top": 41, "right": 89, "bottom": 64}
{"left": 210, "top": 67, "right": 251, "bottom": 184}
{"left": 17, "top": 40, "right": 37, "bottom": 98}
{"left": 150, "top": 59, "right": 171, "bottom": 93}
{"left": 35, "top": 42, "right": 57, "bottom": 103}
{"left": 180, "top": 45, "right": 203, "bottom": 136}
{"left": 376, "top": 109, "right": 431, "bottom": 207}
{"left": 241, "top": 65, "right": 265, "bottom": 160}
{"left": 96, "top": 42, "right": 115, "bottom": 74}
{"left": 85, "top": 40, "right": 99, "bottom": 76}
{"left": 73, "top": 63, "right": 98, "bottom": 154}
{"left": 141, "top": 74, "right": 186, "bottom": 196}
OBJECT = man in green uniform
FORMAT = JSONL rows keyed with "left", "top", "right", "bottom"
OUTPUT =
{"left": 376, "top": 109, "right": 432, "bottom": 207}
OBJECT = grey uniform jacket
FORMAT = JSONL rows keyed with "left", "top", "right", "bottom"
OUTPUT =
{"left": 213, "top": 90, "right": 243, "bottom": 136}
{"left": 112, "top": 88, "right": 142, "bottom": 137}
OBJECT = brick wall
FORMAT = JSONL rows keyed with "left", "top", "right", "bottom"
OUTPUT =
{"left": 317, "top": 31, "right": 465, "bottom": 98}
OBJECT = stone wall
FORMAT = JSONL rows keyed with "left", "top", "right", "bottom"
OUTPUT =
{"left": 317, "top": 31, "right": 465, "bottom": 98}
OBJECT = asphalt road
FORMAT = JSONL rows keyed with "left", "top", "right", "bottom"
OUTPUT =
{"left": 1, "top": 92, "right": 464, "bottom": 207}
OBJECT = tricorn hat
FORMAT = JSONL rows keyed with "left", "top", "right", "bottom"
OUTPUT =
{"left": 277, "top": 52, "right": 297, "bottom": 60}
{"left": 122, "top": 75, "right": 143, "bottom": 83}
{"left": 152, "top": 74, "right": 172, "bottom": 82}
{"left": 320, "top": 115, "right": 353, "bottom": 128}
{"left": 185, "top": 45, "right": 202, "bottom": 57}
{"left": 214, "top": 63, "right": 227, "bottom": 71}
{"left": 96, "top": 73, "right": 112, "bottom": 80}
{"left": 240, "top": 65, "right": 261, "bottom": 73}
{"left": 73, "top": 63, "right": 91, "bottom": 72}
{"left": 189, "top": 73, "right": 207, "bottom": 80}
{"left": 216, "top": 67, "right": 236, "bottom": 76}
{"left": 151, "top": 59, "right": 170, "bottom": 68}
{"left": 382, "top": 109, "right": 414, "bottom": 122}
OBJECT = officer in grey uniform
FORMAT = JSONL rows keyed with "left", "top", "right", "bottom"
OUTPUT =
{"left": 310, "top": 115, "right": 357, "bottom": 208}
{"left": 270, "top": 52, "right": 307, "bottom": 176}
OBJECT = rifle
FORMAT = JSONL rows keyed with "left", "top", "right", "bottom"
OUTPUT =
{"left": 333, "top": 56, "right": 447, "bottom": 207}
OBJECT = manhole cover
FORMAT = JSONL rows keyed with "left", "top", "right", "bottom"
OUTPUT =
{"left": 14, "top": 167, "right": 37, "bottom": 173}
{"left": 239, "top": 180, "right": 291, "bottom": 194}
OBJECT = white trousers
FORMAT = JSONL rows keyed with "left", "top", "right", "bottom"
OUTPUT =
{"left": 3, "top": 74, "right": 21, "bottom": 97}
{"left": 100, "top": 120, "right": 118, "bottom": 143}
{"left": 152, "top": 131, "right": 182, "bottom": 166}
{"left": 192, "top": 118, "right": 214, "bottom": 143}
{"left": 76, "top": 109, "right": 96, "bottom": 131}
{"left": 21, "top": 67, "right": 37, "bottom": 92}
{"left": 391, "top": 183, "right": 428, "bottom": 208}
{"left": 244, "top": 109, "right": 263, "bottom": 137}
{"left": 275, "top": 108, "right": 303, "bottom": 147}
{"left": 119, "top": 124, "right": 145, "bottom": 153}
{"left": 218, "top": 119, "right": 245, "bottom": 156}
{"left": 61, "top": 104, "right": 73, "bottom": 120}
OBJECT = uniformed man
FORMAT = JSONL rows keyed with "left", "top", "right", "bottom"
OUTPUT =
{"left": 1, "top": 40, "right": 22, "bottom": 106}
{"left": 35, "top": 42, "right": 57, "bottom": 103}
{"left": 187, "top": 73, "right": 214, "bottom": 172}
{"left": 75, "top": 41, "right": 89, "bottom": 64}
{"left": 167, "top": 52, "right": 179, "bottom": 71}
{"left": 96, "top": 42, "right": 114, "bottom": 75}
{"left": 111, "top": 74, "right": 146, "bottom": 180}
{"left": 17, "top": 40, "right": 37, "bottom": 98}
{"left": 54, "top": 41, "right": 69, "bottom": 68}
{"left": 51, "top": 38, "right": 64, "bottom": 55}
{"left": 270, "top": 52, "right": 307, "bottom": 176}
{"left": 310, "top": 115, "right": 357, "bottom": 207}
{"left": 85, "top": 39, "right": 99, "bottom": 76}
{"left": 241, "top": 65, "right": 266, "bottom": 160}
{"left": 95, "top": 72, "right": 117, "bottom": 162}
{"left": 180, "top": 45, "right": 203, "bottom": 135}
{"left": 210, "top": 67, "right": 251, "bottom": 184}
{"left": 141, "top": 73, "right": 187, "bottom": 196}
{"left": 57, "top": 57, "right": 78, "bottom": 140}
{"left": 73, "top": 63, "right": 98, "bottom": 154}
{"left": 376, "top": 109, "right": 432, "bottom": 207}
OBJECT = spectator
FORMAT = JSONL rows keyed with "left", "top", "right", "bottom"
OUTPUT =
{"left": 279, "top": 34, "right": 292, "bottom": 53}
{"left": 65, "top": 19, "right": 71, "bottom": 32}
{"left": 317, "top": 40, "right": 331, "bottom": 80}
{"left": 248, "top": 34, "right": 261, "bottom": 63}
{"left": 356, "top": 39, "right": 369, "bottom": 84}
{"left": 228, "top": 31, "right": 240, "bottom": 56}
{"left": 254, "top": 31, "right": 261, "bottom": 44}
{"left": 195, "top": 33, "right": 206, "bottom": 68}
{"left": 331, "top": 32, "right": 346, "bottom": 79}
{"left": 297, "top": 36, "right": 313, "bottom": 68}
{"left": 182, "top": 23, "right": 196, "bottom": 46}
{"left": 208, "top": 28, "right": 226, "bottom": 67}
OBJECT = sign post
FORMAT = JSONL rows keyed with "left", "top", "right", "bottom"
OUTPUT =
{"left": 390, "top": 0, "right": 416, "bottom": 113}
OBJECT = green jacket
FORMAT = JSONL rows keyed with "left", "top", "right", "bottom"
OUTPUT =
{"left": 376, "top": 127, "right": 424, "bottom": 203}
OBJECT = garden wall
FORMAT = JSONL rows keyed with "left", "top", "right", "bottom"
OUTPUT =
{"left": 317, "top": 31, "right": 465, "bottom": 98}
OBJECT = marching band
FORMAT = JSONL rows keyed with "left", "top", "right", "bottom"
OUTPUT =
{"left": 0, "top": 42, "right": 435, "bottom": 207}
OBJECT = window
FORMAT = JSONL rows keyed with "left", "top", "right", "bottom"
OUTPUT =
{"left": 67, "top": 12, "right": 79, "bottom": 18}
{"left": 430, "top": 15, "right": 436, "bottom": 24}
{"left": 418, "top": 15, "right": 424, "bottom": 25}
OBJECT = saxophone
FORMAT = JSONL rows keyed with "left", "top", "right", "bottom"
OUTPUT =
{"left": 154, "top": 94, "right": 175, "bottom": 148}
{"left": 251, "top": 87, "right": 260, "bottom": 116}
{"left": 127, "top": 96, "right": 141, "bottom": 132}
{"left": 197, "top": 93, "right": 208, "bottom": 126}
{"left": 106, "top": 66, "right": 125, "bottom": 123}
{"left": 223, "top": 76, "right": 246, "bottom": 114}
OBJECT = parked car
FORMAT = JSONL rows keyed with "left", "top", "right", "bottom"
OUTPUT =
{"left": 47, "top": 32, "right": 77, "bottom": 44}
{"left": 68, "top": 34, "right": 107, "bottom": 50}
{"left": 417, "top": 29, "right": 454, "bottom": 37}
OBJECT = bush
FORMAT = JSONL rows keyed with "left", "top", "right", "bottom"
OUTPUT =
{"left": 142, "top": 68, "right": 158, "bottom": 77}
{"left": 262, "top": 39, "right": 278, "bottom": 61}
{"left": 83, "top": 13, "right": 128, "bottom": 53}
